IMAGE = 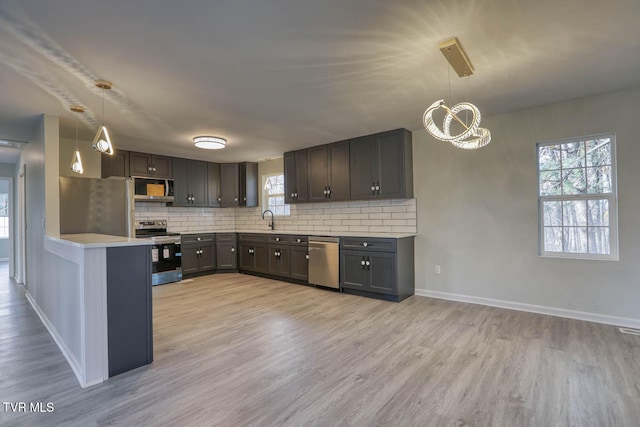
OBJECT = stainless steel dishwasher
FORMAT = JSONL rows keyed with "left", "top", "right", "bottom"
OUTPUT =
{"left": 308, "top": 237, "right": 340, "bottom": 289}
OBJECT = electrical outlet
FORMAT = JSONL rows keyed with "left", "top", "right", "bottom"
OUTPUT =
{"left": 435, "top": 265, "right": 441, "bottom": 274}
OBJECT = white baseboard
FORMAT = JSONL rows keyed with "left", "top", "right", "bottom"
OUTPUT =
{"left": 25, "top": 291, "right": 87, "bottom": 388}
{"left": 414, "top": 289, "right": 640, "bottom": 329}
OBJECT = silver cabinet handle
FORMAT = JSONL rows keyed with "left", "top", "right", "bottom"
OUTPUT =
{"left": 291, "top": 193, "right": 295, "bottom": 197}
{"left": 197, "top": 237, "right": 201, "bottom": 241}
{"left": 363, "top": 242, "right": 368, "bottom": 247}
{"left": 231, "top": 247, "right": 235, "bottom": 252}
{"left": 371, "top": 185, "right": 376, "bottom": 191}
{"left": 305, "top": 254, "right": 309, "bottom": 260}
{"left": 296, "top": 238, "right": 301, "bottom": 243}
{"left": 375, "top": 185, "right": 380, "bottom": 191}
{"left": 361, "top": 260, "right": 366, "bottom": 266}
{"left": 365, "top": 260, "right": 371, "bottom": 266}
{"left": 234, "top": 197, "right": 238, "bottom": 202}
{"left": 217, "top": 197, "right": 221, "bottom": 202}
{"left": 275, "top": 237, "right": 280, "bottom": 242}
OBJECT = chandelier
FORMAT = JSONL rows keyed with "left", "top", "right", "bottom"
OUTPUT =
{"left": 423, "top": 38, "right": 491, "bottom": 149}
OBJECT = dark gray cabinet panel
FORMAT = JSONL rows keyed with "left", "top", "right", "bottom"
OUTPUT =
{"left": 284, "top": 149, "right": 308, "bottom": 204}
{"left": 219, "top": 163, "right": 239, "bottom": 207}
{"left": 350, "top": 128, "right": 413, "bottom": 200}
{"left": 308, "top": 141, "right": 350, "bottom": 202}
{"left": 340, "top": 236, "right": 414, "bottom": 302}
{"left": 173, "top": 158, "right": 207, "bottom": 207}
{"left": 181, "top": 234, "right": 216, "bottom": 276}
{"left": 349, "top": 135, "right": 377, "bottom": 200}
{"left": 268, "top": 246, "right": 290, "bottom": 277}
{"left": 216, "top": 233, "right": 237, "bottom": 270}
{"left": 130, "top": 152, "right": 173, "bottom": 178}
{"left": 290, "top": 245, "right": 309, "bottom": 281}
{"left": 106, "top": 245, "right": 153, "bottom": 377}
{"left": 207, "top": 163, "right": 221, "bottom": 207}
{"left": 101, "top": 149, "right": 130, "bottom": 178}
{"left": 219, "top": 162, "right": 258, "bottom": 207}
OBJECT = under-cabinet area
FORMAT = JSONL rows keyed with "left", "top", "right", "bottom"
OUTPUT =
{"left": 178, "top": 231, "right": 414, "bottom": 302}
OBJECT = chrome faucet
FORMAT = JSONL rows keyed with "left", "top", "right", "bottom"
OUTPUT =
{"left": 261, "top": 209, "right": 275, "bottom": 230}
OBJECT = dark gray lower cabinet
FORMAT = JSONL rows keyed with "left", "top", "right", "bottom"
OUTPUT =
{"left": 268, "top": 246, "right": 290, "bottom": 277}
{"left": 290, "top": 245, "right": 309, "bottom": 281}
{"left": 106, "top": 245, "right": 153, "bottom": 377}
{"left": 340, "top": 236, "right": 414, "bottom": 302}
{"left": 181, "top": 234, "right": 216, "bottom": 277}
{"left": 215, "top": 233, "right": 237, "bottom": 270}
{"left": 239, "top": 235, "right": 269, "bottom": 274}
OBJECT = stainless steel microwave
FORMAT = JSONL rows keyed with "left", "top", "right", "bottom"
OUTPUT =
{"left": 133, "top": 176, "right": 174, "bottom": 202}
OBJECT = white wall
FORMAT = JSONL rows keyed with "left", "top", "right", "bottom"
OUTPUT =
{"left": 413, "top": 86, "right": 640, "bottom": 324}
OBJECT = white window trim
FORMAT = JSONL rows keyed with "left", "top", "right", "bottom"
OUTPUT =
{"left": 262, "top": 173, "right": 290, "bottom": 217}
{"left": 537, "top": 133, "right": 619, "bottom": 261}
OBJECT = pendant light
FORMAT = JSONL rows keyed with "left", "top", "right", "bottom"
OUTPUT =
{"left": 423, "top": 37, "right": 491, "bottom": 149}
{"left": 70, "top": 105, "right": 84, "bottom": 174}
{"left": 92, "top": 79, "right": 114, "bottom": 155}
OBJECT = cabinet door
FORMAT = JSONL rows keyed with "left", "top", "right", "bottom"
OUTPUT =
{"left": 220, "top": 163, "right": 239, "bottom": 207}
{"left": 340, "top": 250, "right": 368, "bottom": 290}
{"left": 172, "top": 158, "right": 191, "bottom": 207}
{"left": 216, "top": 241, "right": 237, "bottom": 269}
{"left": 268, "top": 246, "right": 290, "bottom": 278}
{"left": 368, "top": 252, "right": 397, "bottom": 295}
{"left": 349, "top": 135, "right": 377, "bottom": 200}
{"left": 243, "top": 162, "right": 259, "bottom": 207}
{"left": 294, "top": 149, "right": 308, "bottom": 202}
{"left": 377, "top": 130, "right": 406, "bottom": 199}
{"left": 130, "top": 152, "right": 152, "bottom": 177}
{"left": 102, "top": 150, "right": 129, "bottom": 178}
{"left": 207, "top": 163, "right": 221, "bottom": 207}
{"left": 151, "top": 155, "right": 173, "bottom": 178}
{"left": 239, "top": 243, "right": 255, "bottom": 271}
{"left": 327, "top": 140, "right": 350, "bottom": 201}
{"left": 189, "top": 160, "right": 208, "bottom": 207}
{"left": 290, "top": 246, "right": 309, "bottom": 281}
{"left": 181, "top": 245, "right": 200, "bottom": 275}
{"left": 199, "top": 244, "right": 216, "bottom": 271}
{"left": 253, "top": 244, "right": 269, "bottom": 274}
{"left": 307, "top": 145, "right": 328, "bottom": 202}
{"left": 284, "top": 151, "right": 296, "bottom": 204}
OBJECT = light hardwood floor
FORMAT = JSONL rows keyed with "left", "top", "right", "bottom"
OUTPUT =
{"left": 1, "top": 267, "right": 639, "bottom": 426}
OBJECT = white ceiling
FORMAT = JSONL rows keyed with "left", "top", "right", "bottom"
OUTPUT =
{"left": 1, "top": 0, "right": 640, "bottom": 164}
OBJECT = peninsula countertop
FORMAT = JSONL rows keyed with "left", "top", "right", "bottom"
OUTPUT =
{"left": 46, "top": 234, "right": 153, "bottom": 249}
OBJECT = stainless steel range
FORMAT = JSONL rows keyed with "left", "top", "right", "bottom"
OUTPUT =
{"left": 135, "top": 220, "right": 182, "bottom": 286}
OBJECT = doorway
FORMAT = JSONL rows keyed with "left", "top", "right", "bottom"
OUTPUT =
{"left": 0, "top": 177, "right": 11, "bottom": 280}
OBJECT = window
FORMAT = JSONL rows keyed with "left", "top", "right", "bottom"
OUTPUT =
{"left": 537, "top": 134, "right": 617, "bottom": 260}
{"left": 0, "top": 193, "right": 8, "bottom": 238}
{"left": 262, "top": 174, "right": 290, "bottom": 216}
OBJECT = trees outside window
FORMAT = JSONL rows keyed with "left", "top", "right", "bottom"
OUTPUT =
{"left": 538, "top": 134, "right": 618, "bottom": 260}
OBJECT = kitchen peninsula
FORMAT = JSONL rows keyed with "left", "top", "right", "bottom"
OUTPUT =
{"left": 42, "top": 234, "right": 153, "bottom": 387}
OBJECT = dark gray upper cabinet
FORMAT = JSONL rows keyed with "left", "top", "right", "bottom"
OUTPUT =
{"left": 130, "top": 152, "right": 173, "bottom": 178}
{"left": 350, "top": 128, "right": 413, "bottom": 200}
{"left": 101, "top": 149, "right": 130, "bottom": 178}
{"left": 219, "top": 162, "right": 258, "bottom": 207}
{"left": 284, "top": 149, "right": 309, "bottom": 204}
{"left": 207, "top": 163, "right": 221, "bottom": 208}
{"left": 308, "top": 140, "right": 350, "bottom": 202}
{"left": 173, "top": 158, "right": 207, "bottom": 207}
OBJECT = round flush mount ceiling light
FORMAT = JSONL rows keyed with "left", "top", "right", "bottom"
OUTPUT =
{"left": 193, "top": 136, "right": 226, "bottom": 149}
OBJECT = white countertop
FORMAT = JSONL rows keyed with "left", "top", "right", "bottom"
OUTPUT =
{"left": 48, "top": 234, "right": 153, "bottom": 248}
{"left": 182, "top": 230, "right": 416, "bottom": 239}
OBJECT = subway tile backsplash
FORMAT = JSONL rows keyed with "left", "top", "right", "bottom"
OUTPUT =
{"left": 135, "top": 199, "right": 417, "bottom": 235}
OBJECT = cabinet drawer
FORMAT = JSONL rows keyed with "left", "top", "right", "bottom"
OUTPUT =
{"left": 340, "top": 237, "right": 396, "bottom": 252}
{"left": 181, "top": 234, "right": 216, "bottom": 245}
{"left": 268, "top": 235, "right": 290, "bottom": 244}
{"left": 289, "top": 235, "right": 309, "bottom": 246}
{"left": 238, "top": 233, "right": 269, "bottom": 243}
{"left": 215, "top": 233, "right": 237, "bottom": 243}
